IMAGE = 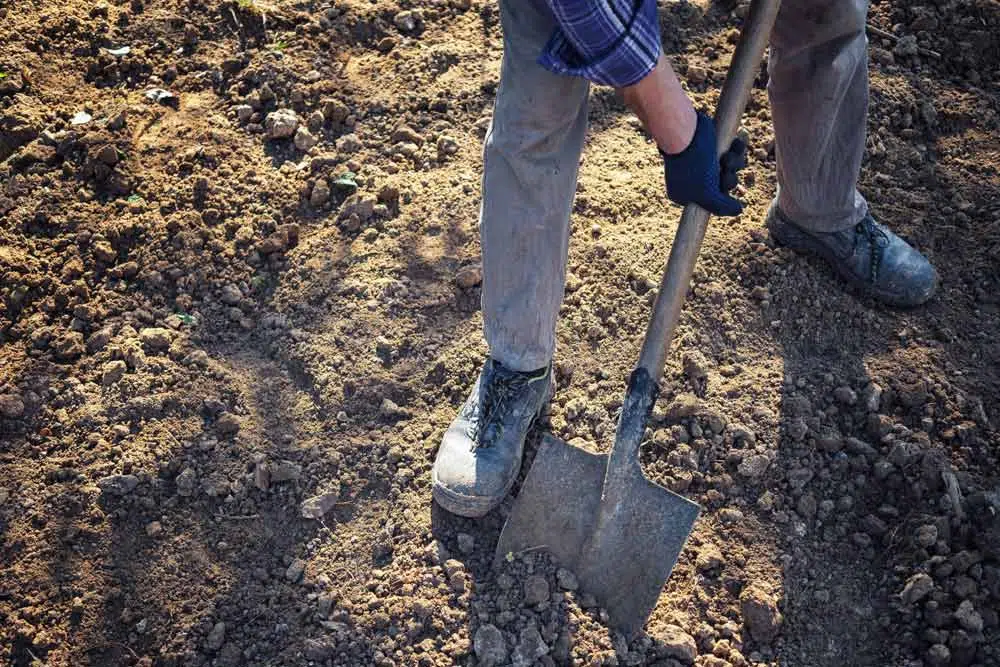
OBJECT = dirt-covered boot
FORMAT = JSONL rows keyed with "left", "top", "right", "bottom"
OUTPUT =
{"left": 432, "top": 358, "right": 552, "bottom": 518}
{"left": 766, "top": 203, "right": 938, "bottom": 307}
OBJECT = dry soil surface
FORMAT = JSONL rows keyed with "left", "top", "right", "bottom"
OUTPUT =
{"left": 2, "top": 0, "right": 1000, "bottom": 666}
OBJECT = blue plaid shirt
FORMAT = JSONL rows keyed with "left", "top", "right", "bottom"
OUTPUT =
{"left": 538, "top": 0, "right": 661, "bottom": 88}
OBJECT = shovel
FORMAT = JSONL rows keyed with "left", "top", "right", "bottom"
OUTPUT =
{"left": 494, "top": 0, "right": 782, "bottom": 639}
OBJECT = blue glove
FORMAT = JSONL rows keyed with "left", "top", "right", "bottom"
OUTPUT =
{"left": 660, "top": 111, "right": 746, "bottom": 217}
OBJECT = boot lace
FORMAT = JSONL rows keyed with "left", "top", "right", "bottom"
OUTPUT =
{"left": 854, "top": 215, "right": 890, "bottom": 283}
{"left": 467, "top": 364, "right": 546, "bottom": 449}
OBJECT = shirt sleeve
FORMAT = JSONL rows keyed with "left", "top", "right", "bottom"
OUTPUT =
{"left": 538, "top": 0, "right": 662, "bottom": 88}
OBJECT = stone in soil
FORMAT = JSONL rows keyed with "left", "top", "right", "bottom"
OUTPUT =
{"left": 285, "top": 558, "right": 306, "bottom": 582}
{"left": 926, "top": 643, "right": 950, "bottom": 667}
{"left": 523, "top": 574, "right": 550, "bottom": 605}
{"left": 511, "top": 626, "right": 549, "bottom": 667}
{"left": 175, "top": 467, "right": 197, "bottom": 496}
{"left": 954, "top": 600, "right": 984, "bottom": 633}
{"left": 101, "top": 360, "right": 127, "bottom": 386}
{"left": 294, "top": 126, "right": 318, "bottom": 151}
{"left": 215, "top": 412, "right": 241, "bottom": 436}
{"left": 739, "top": 584, "right": 782, "bottom": 643}
{"left": 915, "top": 523, "right": 938, "bottom": 548}
{"left": 737, "top": 454, "right": 769, "bottom": 480}
{"left": 300, "top": 492, "right": 340, "bottom": 519}
{"left": 654, "top": 624, "right": 698, "bottom": 664}
{"left": 269, "top": 461, "right": 301, "bottom": 483}
{"left": 206, "top": 621, "right": 226, "bottom": 651}
{"left": 139, "top": 327, "right": 173, "bottom": 352}
{"left": 52, "top": 332, "right": 86, "bottom": 360}
{"left": 474, "top": 623, "right": 507, "bottom": 667}
{"left": 900, "top": 572, "right": 934, "bottom": 605}
{"left": 0, "top": 394, "right": 25, "bottom": 418}
{"left": 264, "top": 109, "right": 299, "bottom": 139}
{"left": 455, "top": 264, "right": 482, "bottom": 288}
{"left": 695, "top": 543, "right": 725, "bottom": 573}
{"left": 97, "top": 474, "right": 139, "bottom": 496}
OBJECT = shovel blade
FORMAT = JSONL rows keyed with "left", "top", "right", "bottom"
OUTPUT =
{"left": 495, "top": 434, "right": 606, "bottom": 572}
{"left": 576, "top": 472, "right": 700, "bottom": 638}
{"left": 495, "top": 434, "right": 700, "bottom": 638}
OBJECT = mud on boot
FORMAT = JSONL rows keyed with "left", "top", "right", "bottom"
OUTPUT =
{"left": 432, "top": 358, "right": 553, "bottom": 518}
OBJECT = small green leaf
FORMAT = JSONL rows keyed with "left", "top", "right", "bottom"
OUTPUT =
{"left": 0, "top": 72, "right": 7, "bottom": 80}
{"left": 177, "top": 313, "right": 196, "bottom": 325}
{"left": 333, "top": 172, "right": 357, "bottom": 190}
{"left": 127, "top": 194, "right": 143, "bottom": 203}
{"left": 505, "top": 551, "right": 514, "bottom": 563}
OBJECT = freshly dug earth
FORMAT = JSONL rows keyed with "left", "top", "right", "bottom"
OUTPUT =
{"left": 2, "top": 0, "right": 999, "bottom": 666}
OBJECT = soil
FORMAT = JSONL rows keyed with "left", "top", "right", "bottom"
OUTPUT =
{"left": 2, "top": 0, "right": 999, "bottom": 666}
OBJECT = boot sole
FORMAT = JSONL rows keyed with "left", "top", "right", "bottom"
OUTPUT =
{"left": 766, "top": 211, "right": 937, "bottom": 308}
{"left": 431, "top": 379, "right": 554, "bottom": 519}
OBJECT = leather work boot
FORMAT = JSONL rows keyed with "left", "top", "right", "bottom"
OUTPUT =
{"left": 432, "top": 358, "right": 553, "bottom": 518}
{"left": 766, "top": 203, "right": 939, "bottom": 307}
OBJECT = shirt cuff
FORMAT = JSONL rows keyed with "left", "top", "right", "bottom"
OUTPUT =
{"left": 537, "top": 0, "right": 661, "bottom": 88}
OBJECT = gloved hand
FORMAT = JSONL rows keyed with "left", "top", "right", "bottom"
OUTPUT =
{"left": 660, "top": 111, "right": 747, "bottom": 217}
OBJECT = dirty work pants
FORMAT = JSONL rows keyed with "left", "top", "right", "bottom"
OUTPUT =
{"left": 481, "top": 0, "right": 871, "bottom": 372}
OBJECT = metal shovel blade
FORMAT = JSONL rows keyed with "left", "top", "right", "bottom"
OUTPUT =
{"left": 495, "top": 433, "right": 699, "bottom": 638}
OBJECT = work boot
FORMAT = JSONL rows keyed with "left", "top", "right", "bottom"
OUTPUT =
{"left": 766, "top": 203, "right": 938, "bottom": 307}
{"left": 432, "top": 358, "right": 552, "bottom": 518}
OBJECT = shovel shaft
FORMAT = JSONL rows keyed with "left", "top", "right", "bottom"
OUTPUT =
{"left": 637, "top": 0, "right": 782, "bottom": 384}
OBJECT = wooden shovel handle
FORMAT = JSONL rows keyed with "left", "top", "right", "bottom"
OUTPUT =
{"left": 637, "top": 0, "right": 782, "bottom": 383}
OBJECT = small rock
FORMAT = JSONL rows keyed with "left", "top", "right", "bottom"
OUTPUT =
{"left": 474, "top": 624, "right": 507, "bottom": 667}
{"left": 380, "top": 398, "right": 409, "bottom": 419}
{"left": 220, "top": 284, "right": 242, "bottom": 306}
{"left": 926, "top": 644, "right": 950, "bottom": 667}
{"left": 322, "top": 99, "right": 350, "bottom": 124}
{"left": 0, "top": 395, "right": 25, "bottom": 418}
{"left": 234, "top": 104, "right": 253, "bottom": 124}
{"left": 511, "top": 626, "right": 549, "bottom": 667}
{"left": 391, "top": 125, "right": 424, "bottom": 146}
{"left": 206, "top": 621, "right": 226, "bottom": 651}
{"left": 437, "top": 135, "right": 459, "bottom": 158}
{"left": 300, "top": 492, "right": 340, "bottom": 519}
{"left": 254, "top": 462, "right": 270, "bottom": 491}
{"left": 740, "top": 584, "right": 783, "bottom": 643}
{"left": 303, "top": 638, "right": 336, "bottom": 661}
{"left": 97, "top": 474, "right": 140, "bottom": 496}
{"left": 523, "top": 575, "right": 550, "bottom": 605}
{"left": 738, "top": 454, "right": 769, "bottom": 480}
{"left": 682, "top": 351, "right": 710, "bottom": 390}
{"left": 264, "top": 109, "right": 299, "bottom": 139}
{"left": 900, "top": 572, "right": 934, "bottom": 605}
{"left": 456, "top": 532, "right": 475, "bottom": 554}
{"left": 101, "top": 360, "right": 127, "bottom": 386}
{"left": 687, "top": 65, "right": 708, "bottom": 84}
{"left": 307, "top": 110, "right": 325, "bottom": 133}
{"left": 393, "top": 9, "right": 421, "bottom": 32}
{"left": 456, "top": 264, "right": 482, "bottom": 288}
{"left": 310, "top": 179, "right": 331, "bottom": 207}
{"left": 833, "top": 386, "right": 857, "bottom": 405}
{"left": 175, "top": 467, "right": 197, "bottom": 496}
{"left": 335, "top": 133, "right": 362, "bottom": 153}
{"left": 916, "top": 524, "right": 938, "bottom": 548}
{"left": 96, "top": 144, "right": 119, "bottom": 165}
{"left": 139, "top": 327, "right": 173, "bottom": 352}
{"left": 954, "top": 600, "right": 983, "bottom": 633}
{"left": 53, "top": 332, "right": 86, "bottom": 361}
{"left": 294, "top": 126, "right": 318, "bottom": 151}
{"left": 663, "top": 393, "right": 701, "bottom": 422}
{"left": 145, "top": 521, "right": 163, "bottom": 537}
{"left": 656, "top": 625, "right": 698, "bottom": 664}
{"left": 215, "top": 412, "right": 241, "bottom": 436}
{"left": 696, "top": 543, "right": 725, "bottom": 572}
{"left": 285, "top": 558, "right": 306, "bottom": 582}
{"left": 556, "top": 568, "right": 579, "bottom": 591}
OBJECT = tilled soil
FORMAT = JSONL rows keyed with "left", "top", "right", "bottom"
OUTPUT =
{"left": 2, "top": 0, "right": 999, "bottom": 665}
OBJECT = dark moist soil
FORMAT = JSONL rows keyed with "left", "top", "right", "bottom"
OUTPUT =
{"left": 2, "top": 0, "right": 999, "bottom": 666}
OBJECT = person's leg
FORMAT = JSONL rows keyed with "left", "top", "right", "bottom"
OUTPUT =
{"left": 769, "top": 0, "right": 870, "bottom": 232}
{"left": 433, "top": 0, "right": 590, "bottom": 517}
{"left": 481, "top": 0, "right": 590, "bottom": 372}
{"left": 766, "top": 0, "right": 937, "bottom": 306}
